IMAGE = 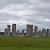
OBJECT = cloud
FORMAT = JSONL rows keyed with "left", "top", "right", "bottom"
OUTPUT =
{"left": 0, "top": 0, "right": 50, "bottom": 31}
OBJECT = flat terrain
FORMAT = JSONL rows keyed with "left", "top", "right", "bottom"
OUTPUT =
{"left": 0, "top": 36, "right": 50, "bottom": 50}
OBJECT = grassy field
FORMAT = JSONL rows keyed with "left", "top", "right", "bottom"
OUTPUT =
{"left": 0, "top": 36, "right": 50, "bottom": 50}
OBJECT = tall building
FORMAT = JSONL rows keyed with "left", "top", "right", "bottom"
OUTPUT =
{"left": 12, "top": 24, "right": 16, "bottom": 36}
{"left": 26, "top": 24, "right": 33, "bottom": 36}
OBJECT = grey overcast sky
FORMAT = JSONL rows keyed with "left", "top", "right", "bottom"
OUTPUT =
{"left": 0, "top": 0, "right": 50, "bottom": 32}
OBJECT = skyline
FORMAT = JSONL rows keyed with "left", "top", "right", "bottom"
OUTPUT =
{"left": 0, "top": 0, "right": 50, "bottom": 31}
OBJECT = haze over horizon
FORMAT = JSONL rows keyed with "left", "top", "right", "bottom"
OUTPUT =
{"left": 0, "top": 0, "right": 50, "bottom": 32}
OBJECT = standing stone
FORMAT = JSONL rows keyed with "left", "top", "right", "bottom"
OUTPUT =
{"left": 34, "top": 26, "right": 38, "bottom": 36}
{"left": 21, "top": 30, "right": 24, "bottom": 36}
{"left": 46, "top": 29, "right": 50, "bottom": 36}
{"left": 4, "top": 28, "right": 8, "bottom": 36}
{"left": 12, "top": 24, "right": 16, "bottom": 36}
{"left": 7, "top": 25, "right": 11, "bottom": 36}
{"left": 41, "top": 29, "right": 46, "bottom": 36}
{"left": 38, "top": 30, "right": 42, "bottom": 36}
{"left": 26, "top": 24, "right": 33, "bottom": 36}
{"left": 23, "top": 30, "right": 26, "bottom": 36}
{"left": 17, "top": 30, "right": 20, "bottom": 36}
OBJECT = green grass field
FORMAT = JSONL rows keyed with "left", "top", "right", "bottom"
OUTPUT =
{"left": 0, "top": 36, "right": 50, "bottom": 50}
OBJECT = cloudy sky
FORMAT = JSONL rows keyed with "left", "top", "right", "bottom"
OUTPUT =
{"left": 0, "top": 0, "right": 50, "bottom": 32}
